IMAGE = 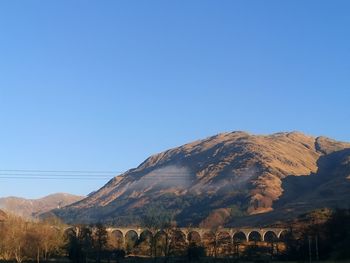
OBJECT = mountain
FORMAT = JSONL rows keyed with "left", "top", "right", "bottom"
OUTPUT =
{"left": 52, "top": 131, "right": 350, "bottom": 227}
{"left": 0, "top": 193, "right": 85, "bottom": 219}
{"left": 0, "top": 209, "right": 6, "bottom": 221}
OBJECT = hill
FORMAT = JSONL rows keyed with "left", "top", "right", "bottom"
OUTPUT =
{"left": 0, "top": 193, "right": 84, "bottom": 219}
{"left": 0, "top": 209, "right": 6, "bottom": 221}
{"left": 52, "top": 131, "right": 350, "bottom": 227}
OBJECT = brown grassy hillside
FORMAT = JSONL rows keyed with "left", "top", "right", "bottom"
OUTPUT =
{"left": 0, "top": 209, "right": 6, "bottom": 221}
{"left": 52, "top": 131, "right": 350, "bottom": 227}
{"left": 0, "top": 193, "right": 84, "bottom": 219}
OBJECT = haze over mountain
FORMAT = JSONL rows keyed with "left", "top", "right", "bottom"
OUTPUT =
{"left": 0, "top": 193, "right": 84, "bottom": 219}
{"left": 52, "top": 131, "right": 350, "bottom": 227}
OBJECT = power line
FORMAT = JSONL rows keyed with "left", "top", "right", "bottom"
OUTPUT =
{"left": 0, "top": 169, "right": 120, "bottom": 180}
{"left": 0, "top": 169, "right": 121, "bottom": 174}
{"left": 0, "top": 175, "right": 192, "bottom": 178}
{"left": 0, "top": 168, "right": 197, "bottom": 181}
{"left": 0, "top": 173, "right": 192, "bottom": 177}
{"left": 0, "top": 173, "right": 119, "bottom": 177}
{"left": 0, "top": 176, "right": 112, "bottom": 180}
{"left": 0, "top": 169, "right": 195, "bottom": 174}
{"left": 0, "top": 175, "right": 194, "bottom": 180}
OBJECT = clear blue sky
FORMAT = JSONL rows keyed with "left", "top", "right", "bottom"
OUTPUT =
{"left": 0, "top": 1, "right": 349, "bottom": 199}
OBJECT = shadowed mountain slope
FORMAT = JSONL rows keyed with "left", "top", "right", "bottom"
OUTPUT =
{"left": 52, "top": 131, "right": 350, "bottom": 227}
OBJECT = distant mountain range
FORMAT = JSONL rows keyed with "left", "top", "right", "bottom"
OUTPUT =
{"left": 51, "top": 131, "right": 350, "bottom": 227}
{"left": 0, "top": 193, "right": 84, "bottom": 219}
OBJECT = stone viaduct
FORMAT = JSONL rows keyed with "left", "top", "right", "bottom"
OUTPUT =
{"left": 104, "top": 227, "right": 288, "bottom": 243}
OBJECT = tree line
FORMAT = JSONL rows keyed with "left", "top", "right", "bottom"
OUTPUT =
{"left": 281, "top": 208, "right": 350, "bottom": 261}
{"left": 0, "top": 215, "right": 126, "bottom": 263}
{"left": 0, "top": 215, "right": 66, "bottom": 263}
{"left": 0, "top": 208, "right": 349, "bottom": 262}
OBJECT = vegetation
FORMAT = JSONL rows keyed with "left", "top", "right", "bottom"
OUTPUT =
{"left": 281, "top": 208, "right": 350, "bottom": 261}
{"left": 0, "top": 208, "right": 350, "bottom": 262}
{"left": 141, "top": 205, "right": 173, "bottom": 257}
{"left": 0, "top": 215, "right": 66, "bottom": 263}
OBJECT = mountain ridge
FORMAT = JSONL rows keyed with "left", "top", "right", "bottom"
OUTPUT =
{"left": 52, "top": 131, "right": 350, "bottom": 227}
{"left": 0, "top": 193, "right": 85, "bottom": 219}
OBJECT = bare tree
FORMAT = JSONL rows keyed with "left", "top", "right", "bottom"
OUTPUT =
{"left": 141, "top": 206, "right": 173, "bottom": 257}
{"left": 92, "top": 223, "right": 108, "bottom": 263}
{"left": 0, "top": 214, "right": 66, "bottom": 263}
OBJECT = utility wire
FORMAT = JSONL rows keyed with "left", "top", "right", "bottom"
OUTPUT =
{"left": 0, "top": 177, "right": 112, "bottom": 180}
{"left": 0, "top": 175, "right": 193, "bottom": 180}
{"left": 0, "top": 173, "right": 191, "bottom": 176}
{"left": 0, "top": 169, "right": 121, "bottom": 173}
{"left": 0, "top": 169, "right": 195, "bottom": 180}
{"left": 0, "top": 175, "right": 191, "bottom": 178}
{"left": 0, "top": 173, "right": 119, "bottom": 177}
{"left": 0, "top": 169, "right": 193, "bottom": 174}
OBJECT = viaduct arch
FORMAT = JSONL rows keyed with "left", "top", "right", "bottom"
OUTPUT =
{"left": 103, "top": 227, "right": 287, "bottom": 244}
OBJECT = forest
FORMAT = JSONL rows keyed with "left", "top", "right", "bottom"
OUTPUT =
{"left": 0, "top": 209, "right": 349, "bottom": 262}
